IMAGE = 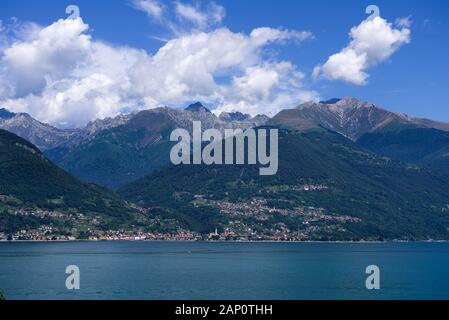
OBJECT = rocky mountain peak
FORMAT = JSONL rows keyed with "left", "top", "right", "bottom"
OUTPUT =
{"left": 219, "top": 111, "right": 251, "bottom": 122}
{"left": 335, "top": 97, "right": 383, "bottom": 110}
{"left": 252, "top": 114, "right": 270, "bottom": 122}
{"left": 0, "top": 109, "right": 78, "bottom": 151}
{"left": 83, "top": 113, "right": 134, "bottom": 136}
{"left": 271, "top": 97, "right": 449, "bottom": 141}
{"left": 295, "top": 101, "right": 319, "bottom": 110}
{"left": 0, "top": 108, "right": 16, "bottom": 120}
{"left": 185, "top": 102, "right": 211, "bottom": 113}
{"left": 319, "top": 98, "right": 341, "bottom": 105}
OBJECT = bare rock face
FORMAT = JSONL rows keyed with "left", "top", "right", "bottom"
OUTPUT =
{"left": 0, "top": 108, "right": 136, "bottom": 151}
{"left": 150, "top": 102, "right": 269, "bottom": 134}
{"left": 0, "top": 102, "right": 270, "bottom": 153}
{"left": 269, "top": 97, "right": 449, "bottom": 140}
{"left": 2, "top": 97, "right": 448, "bottom": 152}
{"left": 0, "top": 109, "right": 79, "bottom": 151}
{"left": 219, "top": 111, "right": 251, "bottom": 122}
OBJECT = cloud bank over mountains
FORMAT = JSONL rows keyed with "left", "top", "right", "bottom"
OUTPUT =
{"left": 0, "top": 2, "right": 410, "bottom": 128}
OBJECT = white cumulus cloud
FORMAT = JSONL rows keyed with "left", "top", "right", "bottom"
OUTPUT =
{"left": 313, "top": 16, "right": 410, "bottom": 85}
{"left": 0, "top": 17, "right": 316, "bottom": 127}
{"left": 2, "top": 18, "right": 91, "bottom": 97}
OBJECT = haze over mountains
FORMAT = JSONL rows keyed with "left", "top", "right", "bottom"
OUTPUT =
{"left": 3, "top": 97, "right": 449, "bottom": 240}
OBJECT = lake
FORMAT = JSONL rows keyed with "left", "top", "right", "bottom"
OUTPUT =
{"left": 1, "top": 241, "right": 449, "bottom": 300}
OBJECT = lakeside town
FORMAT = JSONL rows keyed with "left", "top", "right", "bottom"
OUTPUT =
{"left": 0, "top": 225, "right": 337, "bottom": 242}
{"left": 0, "top": 189, "right": 362, "bottom": 241}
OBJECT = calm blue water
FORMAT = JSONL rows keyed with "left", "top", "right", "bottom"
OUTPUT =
{"left": 0, "top": 241, "right": 449, "bottom": 300}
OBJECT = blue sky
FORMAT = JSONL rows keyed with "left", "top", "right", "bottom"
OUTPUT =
{"left": 0, "top": 0, "right": 448, "bottom": 127}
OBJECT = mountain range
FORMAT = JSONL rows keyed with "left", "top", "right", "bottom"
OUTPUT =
{"left": 0, "top": 108, "right": 78, "bottom": 151}
{"left": 0, "top": 107, "right": 132, "bottom": 151}
{"left": 2, "top": 97, "right": 449, "bottom": 240}
{"left": 268, "top": 97, "right": 449, "bottom": 177}
{"left": 269, "top": 97, "right": 449, "bottom": 140}
{"left": 1, "top": 104, "right": 268, "bottom": 188}
{"left": 44, "top": 103, "right": 268, "bottom": 189}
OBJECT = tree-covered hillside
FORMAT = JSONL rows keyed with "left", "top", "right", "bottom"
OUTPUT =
{"left": 358, "top": 128, "right": 449, "bottom": 176}
{"left": 119, "top": 128, "right": 449, "bottom": 240}
{"left": 0, "top": 129, "right": 142, "bottom": 233}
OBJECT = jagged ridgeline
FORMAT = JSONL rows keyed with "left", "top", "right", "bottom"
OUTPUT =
{"left": 0, "top": 129, "right": 142, "bottom": 233}
{"left": 42, "top": 103, "right": 268, "bottom": 189}
{"left": 119, "top": 126, "right": 449, "bottom": 240}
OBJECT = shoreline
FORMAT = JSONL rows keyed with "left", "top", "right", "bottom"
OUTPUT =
{"left": 1, "top": 239, "right": 448, "bottom": 243}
